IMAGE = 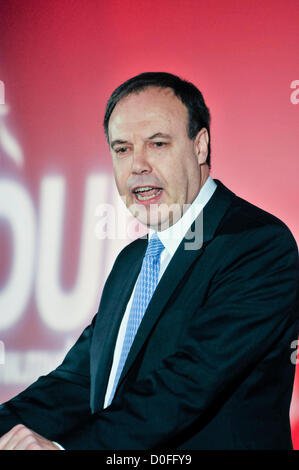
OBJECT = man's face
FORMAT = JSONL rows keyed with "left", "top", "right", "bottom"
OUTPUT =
{"left": 108, "top": 86, "right": 209, "bottom": 230}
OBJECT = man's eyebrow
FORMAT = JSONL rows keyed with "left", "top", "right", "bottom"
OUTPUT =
{"left": 110, "top": 139, "right": 128, "bottom": 148}
{"left": 110, "top": 133, "right": 172, "bottom": 148}
{"left": 148, "top": 132, "right": 172, "bottom": 140}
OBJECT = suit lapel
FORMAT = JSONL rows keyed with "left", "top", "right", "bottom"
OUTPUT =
{"left": 90, "top": 237, "right": 147, "bottom": 411}
{"left": 115, "top": 179, "right": 235, "bottom": 393}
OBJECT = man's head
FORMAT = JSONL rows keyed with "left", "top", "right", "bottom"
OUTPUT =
{"left": 104, "top": 72, "right": 211, "bottom": 230}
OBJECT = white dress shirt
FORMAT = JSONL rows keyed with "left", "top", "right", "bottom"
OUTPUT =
{"left": 104, "top": 176, "right": 217, "bottom": 407}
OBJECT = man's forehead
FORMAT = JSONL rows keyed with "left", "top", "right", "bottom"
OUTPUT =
{"left": 108, "top": 86, "right": 187, "bottom": 138}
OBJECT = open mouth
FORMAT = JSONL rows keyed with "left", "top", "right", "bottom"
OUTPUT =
{"left": 133, "top": 186, "right": 163, "bottom": 201}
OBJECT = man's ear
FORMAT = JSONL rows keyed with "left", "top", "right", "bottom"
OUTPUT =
{"left": 194, "top": 128, "right": 209, "bottom": 165}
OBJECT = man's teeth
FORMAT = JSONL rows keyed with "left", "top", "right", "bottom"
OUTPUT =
{"left": 134, "top": 187, "right": 153, "bottom": 193}
{"left": 135, "top": 188, "right": 162, "bottom": 200}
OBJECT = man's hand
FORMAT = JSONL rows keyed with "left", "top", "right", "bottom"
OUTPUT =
{"left": 0, "top": 424, "right": 60, "bottom": 450}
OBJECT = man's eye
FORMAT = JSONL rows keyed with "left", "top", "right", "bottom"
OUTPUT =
{"left": 153, "top": 142, "right": 167, "bottom": 147}
{"left": 115, "top": 147, "right": 128, "bottom": 154}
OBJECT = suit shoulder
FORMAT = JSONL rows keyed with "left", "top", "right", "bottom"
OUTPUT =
{"left": 218, "top": 192, "right": 298, "bottom": 251}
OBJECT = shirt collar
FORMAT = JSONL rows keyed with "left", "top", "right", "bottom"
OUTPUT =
{"left": 148, "top": 176, "right": 217, "bottom": 256}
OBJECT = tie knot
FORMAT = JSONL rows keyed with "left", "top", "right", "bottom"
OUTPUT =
{"left": 145, "top": 233, "right": 164, "bottom": 258}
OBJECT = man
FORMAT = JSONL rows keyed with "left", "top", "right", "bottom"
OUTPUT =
{"left": 0, "top": 72, "right": 298, "bottom": 450}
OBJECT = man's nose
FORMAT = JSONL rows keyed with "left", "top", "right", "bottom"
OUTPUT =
{"left": 131, "top": 145, "right": 151, "bottom": 174}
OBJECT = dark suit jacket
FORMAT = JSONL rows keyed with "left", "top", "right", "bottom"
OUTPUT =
{"left": 0, "top": 179, "right": 298, "bottom": 449}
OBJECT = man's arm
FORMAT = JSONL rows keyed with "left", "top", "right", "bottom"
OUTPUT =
{"left": 58, "top": 224, "right": 298, "bottom": 449}
{"left": 0, "top": 317, "right": 94, "bottom": 442}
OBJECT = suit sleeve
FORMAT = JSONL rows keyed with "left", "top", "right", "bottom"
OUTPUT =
{"left": 0, "top": 318, "right": 94, "bottom": 440}
{"left": 59, "top": 223, "right": 299, "bottom": 449}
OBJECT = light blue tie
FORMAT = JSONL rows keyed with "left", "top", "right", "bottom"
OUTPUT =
{"left": 107, "top": 232, "right": 164, "bottom": 405}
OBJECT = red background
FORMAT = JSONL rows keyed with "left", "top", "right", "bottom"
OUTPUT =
{"left": 0, "top": 0, "right": 298, "bottom": 447}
